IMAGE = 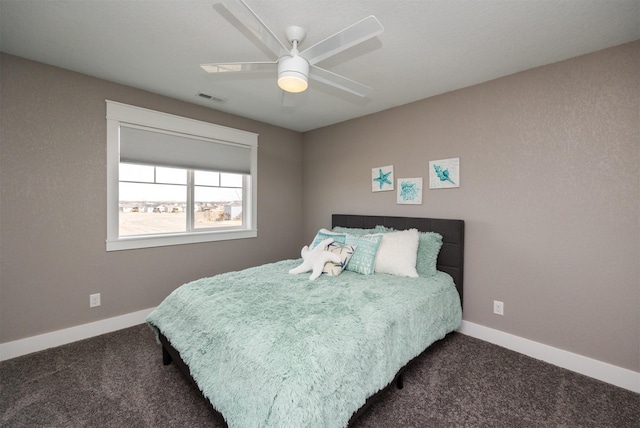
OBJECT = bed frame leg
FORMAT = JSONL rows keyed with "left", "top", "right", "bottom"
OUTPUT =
{"left": 162, "top": 345, "right": 173, "bottom": 365}
{"left": 396, "top": 373, "right": 404, "bottom": 389}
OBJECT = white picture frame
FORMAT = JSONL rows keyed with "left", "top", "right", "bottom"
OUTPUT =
{"left": 397, "top": 177, "right": 423, "bottom": 205}
{"left": 429, "top": 157, "right": 460, "bottom": 189}
{"left": 372, "top": 165, "right": 394, "bottom": 192}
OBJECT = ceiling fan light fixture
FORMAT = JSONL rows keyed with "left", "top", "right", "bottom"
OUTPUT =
{"left": 278, "top": 55, "right": 309, "bottom": 93}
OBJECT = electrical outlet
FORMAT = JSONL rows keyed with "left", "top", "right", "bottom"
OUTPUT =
{"left": 493, "top": 300, "right": 504, "bottom": 316}
{"left": 90, "top": 293, "right": 101, "bottom": 308}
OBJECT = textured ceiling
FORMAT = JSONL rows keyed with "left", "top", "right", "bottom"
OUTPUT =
{"left": 1, "top": 0, "right": 639, "bottom": 132}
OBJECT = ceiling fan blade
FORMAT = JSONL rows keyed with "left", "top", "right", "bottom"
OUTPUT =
{"left": 299, "top": 15, "right": 383, "bottom": 65}
{"left": 200, "top": 62, "right": 276, "bottom": 73}
{"left": 309, "top": 66, "right": 372, "bottom": 98}
{"left": 213, "top": 0, "right": 289, "bottom": 59}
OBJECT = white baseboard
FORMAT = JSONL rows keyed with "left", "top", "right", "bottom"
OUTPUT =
{"left": 2, "top": 311, "right": 638, "bottom": 394}
{"left": 458, "top": 320, "right": 640, "bottom": 393}
{"left": 0, "top": 307, "right": 156, "bottom": 362}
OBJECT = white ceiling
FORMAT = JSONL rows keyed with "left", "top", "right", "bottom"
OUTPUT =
{"left": 1, "top": 0, "right": 638, "bottom": 132}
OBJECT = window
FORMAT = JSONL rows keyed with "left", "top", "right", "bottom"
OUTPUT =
{"left": 106, "top": 101, "right": 257, "bottom": 251}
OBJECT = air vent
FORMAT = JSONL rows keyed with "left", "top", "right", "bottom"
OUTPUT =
{"left": 197, "top": 92, "right": 227, "bottom": 103}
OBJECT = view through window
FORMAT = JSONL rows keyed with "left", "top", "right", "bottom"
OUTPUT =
{"left": 119, "top": 163, "right": 244, "bottom": 237}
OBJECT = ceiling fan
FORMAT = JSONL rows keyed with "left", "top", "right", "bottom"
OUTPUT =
{"left": 201, "top": 0, "right": 384, "bottom": 97}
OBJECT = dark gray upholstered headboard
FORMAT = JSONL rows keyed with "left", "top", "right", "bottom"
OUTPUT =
{"left": 332, "top": 214, "right": 464, "bottom": 305}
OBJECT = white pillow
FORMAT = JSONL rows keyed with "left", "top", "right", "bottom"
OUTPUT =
{"left": 374, "top": 228, "right": 419, "bottom": 277}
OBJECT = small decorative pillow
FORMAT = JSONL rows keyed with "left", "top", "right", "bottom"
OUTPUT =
{"left": 321, "top": 242, "right": 358, "bottom": 277}
{"left": 311, "top": 228, "right": 347, "bottom": 249}
{"left": 344, "top": 233, "right": 383, "bottom": 275}
{"left": 416, "top": 232, "right": 443, "bottom": 277}
{"left": 375, "top": 228, "right": 420, "bottom": 277}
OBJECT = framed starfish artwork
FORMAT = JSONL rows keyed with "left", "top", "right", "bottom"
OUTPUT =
{"left": 429, "top": 158, "right": 460, "bottom": 189}
{"left": 371, "top": 165, "right": 394, "bottom": 192}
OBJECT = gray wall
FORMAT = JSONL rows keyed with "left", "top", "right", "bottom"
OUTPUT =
{"left": 2, "top": 42, "right": 638, "bottom": 373}
{"left": 302, "top": 42, "right": 639, "bottom": 371}
{"left": 0, "top": 54, "right": 303, "bottom": 342}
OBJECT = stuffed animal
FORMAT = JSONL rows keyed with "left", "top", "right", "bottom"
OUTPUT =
{"left": 288, "top": 238, "right": 341, "bottom": 280}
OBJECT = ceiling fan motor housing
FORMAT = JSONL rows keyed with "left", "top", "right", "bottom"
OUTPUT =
{"left": 278, "top": 55, "right": 309, "bottom": 93}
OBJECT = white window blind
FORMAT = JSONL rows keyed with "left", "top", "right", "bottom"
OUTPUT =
{"left": 119, "top": 125, "right": 251, "bottom": 175}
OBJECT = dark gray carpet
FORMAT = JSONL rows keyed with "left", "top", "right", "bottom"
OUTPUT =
{"left": 1, "top": 325, "right": 638, "bottom": 427}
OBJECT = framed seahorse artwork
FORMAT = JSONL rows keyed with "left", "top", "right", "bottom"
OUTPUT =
{"left": 429, "top": 157, "right": 460, "bottom": 189}
{"left": 396, "top": 177, "right": 423, "bottom": 205}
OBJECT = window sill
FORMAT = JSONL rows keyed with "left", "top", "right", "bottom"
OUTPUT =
{"left": 106, "top": 229, "right": 257, "bottom": 251}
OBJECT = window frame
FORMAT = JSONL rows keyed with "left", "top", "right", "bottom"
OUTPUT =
{"left": 106, "top": 100, "right": 258, "bottom": 251}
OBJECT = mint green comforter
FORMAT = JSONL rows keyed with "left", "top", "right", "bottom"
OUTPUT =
{"left": 147, "top": 259, "right": 462, "bottom": 428}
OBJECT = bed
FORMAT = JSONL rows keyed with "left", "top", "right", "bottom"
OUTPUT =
{"left": 147, "top": 214, "right": 464, "bottom": 427}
